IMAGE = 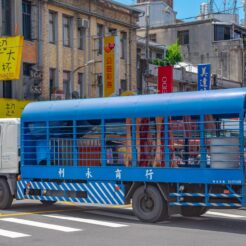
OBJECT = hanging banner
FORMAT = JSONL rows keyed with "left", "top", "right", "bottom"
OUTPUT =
{"left": 0, "top": 36, "right": 24, "bottom": 80}
{"left": 198, "top": 64, "right": 211, "bottom": 91}
{"left": 0, "top": 98, "right": 30, "bottom": 118}
{"left": 158, "top": 66, "right": 173, "bottom": 94}
{"left": 103, "top": 36, "right": 119, "bottom": 97}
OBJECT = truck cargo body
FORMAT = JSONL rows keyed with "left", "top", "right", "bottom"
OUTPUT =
{"left": 1, "top": 88, "right": 246, "bottom": 222}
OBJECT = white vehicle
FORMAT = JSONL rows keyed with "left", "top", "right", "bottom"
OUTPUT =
{"left": 0, "top": 118, "right": 20, "bottom": 209}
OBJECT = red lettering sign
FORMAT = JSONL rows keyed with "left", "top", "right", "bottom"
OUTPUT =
{"left": 158, "top": 66, "right": 173, "bottom": 94}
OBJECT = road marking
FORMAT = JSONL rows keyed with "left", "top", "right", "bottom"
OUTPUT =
{"left": 44, "top": 214, "right": 128, "bottom": 228}
{"left": 0, "top": 229, "right": 30, "bottom": 238}
{"left": 0, "top": 218, "right": 82, "bottom": 232}
{"left": 0, "top": 207, "right": 83, "bottom": 218}
{"left": 86, "top": 210, "right": 138, "bottom": 221}
{"left": 206, "top": 211, "right": 246, "bottom": 219}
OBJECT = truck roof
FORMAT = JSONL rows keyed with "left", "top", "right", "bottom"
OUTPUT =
{"left": 21, "top": 88, "right": 246, "bottom": 121}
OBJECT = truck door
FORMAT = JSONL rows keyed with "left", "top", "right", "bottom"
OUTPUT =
{"left": 1, "top": 123, "right": 19, "bottom": 173}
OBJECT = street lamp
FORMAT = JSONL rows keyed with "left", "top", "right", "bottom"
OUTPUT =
{"left": 72, "top": 59, "right": 95, "bottom": 98}
{"left": 72, "top": 59, "right": 95, "bottom": 74}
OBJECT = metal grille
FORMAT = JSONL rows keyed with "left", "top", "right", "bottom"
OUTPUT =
{"left": 22, "top": 115, "right": 243, "bottom": 168}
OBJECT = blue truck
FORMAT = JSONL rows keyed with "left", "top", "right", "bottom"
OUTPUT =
{"left": 0, "top": 88, "right": 245, "bottom": 222}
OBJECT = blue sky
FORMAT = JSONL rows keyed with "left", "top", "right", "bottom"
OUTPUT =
{"left": 114, "top": 0, "right": 244, "bottom": 21}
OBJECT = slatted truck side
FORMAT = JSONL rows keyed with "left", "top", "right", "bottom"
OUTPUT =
{"left": 0, "top": 88, "right": 246, "bottom": 222}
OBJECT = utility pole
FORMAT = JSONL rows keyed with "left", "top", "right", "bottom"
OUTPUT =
{"left": 244, "top": 0, "right": 246, "bottom": 27}
{"left": 145, "top": 4, "right": 150, "bottom": 94}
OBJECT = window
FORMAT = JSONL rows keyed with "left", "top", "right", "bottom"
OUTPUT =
{"left": 63, "top": 71, "right": 71, "bottom": 99}
{"left": 3, "top": 81, "right": 12, "bottom": 98}
{"left": 177, "top": 30, "right": 189, "bottom": 45}
{"left": 2, "top": 0, "right": 11, "bottom": 35}
{"left": 149, "top": 33, "right": 156, "bottom": 42}
{"left": 49, "top": 11, "right": 57, "bottom": 43}
{"left": 97, "top": 74, "right": 103, "bottom": 97}
{"left": 23, "top": 63, "right": 33, "bottom": 76}
{"left": 108, "top": 28, "right": 117, "bottom": 35}
{"left": 96, "top": 24, "right": 104, "bottom": 55}
{"left": 78, "top": 73, "right": 84, "bottom": 98}
{"left": 22, "top": 0, "right": 32, "bottom": 40}
{"left": 63, "top": 16, "right": 72, "bottom": 47}
{"left": 120, "top": 32, "right": 127, "bottom": 59}
{"left": 120, "top": 80, "right": 127, "bottom": 92}
{"left": 49, "top": 68, "right": 56, "bottom": 99}
{"left": 156, "top": 53, "right": 163, "bottom": 59}
{"left": 214, "top": 25, "right": 231, "bottom": 41}
{"left": 78, "top": 28, "right": 86, "bottom": 50}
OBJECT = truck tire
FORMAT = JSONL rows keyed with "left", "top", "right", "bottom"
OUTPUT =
{"left": 132, "top": 185, "right": 168, "bottom": 223}
{"left": 0, "top": 178, "right": 13, "bottom": 209}
{"left": 40, "top": 200, "right": 56, "bottom": 206}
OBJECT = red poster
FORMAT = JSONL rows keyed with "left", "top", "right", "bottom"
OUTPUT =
{"left": 158, "top": 66, "right": 173, "bottom": 94}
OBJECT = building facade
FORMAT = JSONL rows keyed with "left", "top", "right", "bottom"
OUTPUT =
{"left": 134, "top": 0, "right": 176, "bottom": 28}
{"left": 137, "top": 37, "right": 166, "bottom": 93}
{"left": 137, "top": 18, "right": 246, "bottom": 87}
{"left": 0, "top": 0, "right": 140, "bottom": 100}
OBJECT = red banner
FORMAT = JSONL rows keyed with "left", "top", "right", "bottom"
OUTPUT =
{"left": 158, "top": 66, "right": 173, "bottom": 94}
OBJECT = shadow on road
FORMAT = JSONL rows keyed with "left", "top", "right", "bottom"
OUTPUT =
{"left": 1, "top": 201, "right": 246, "bottom": 235}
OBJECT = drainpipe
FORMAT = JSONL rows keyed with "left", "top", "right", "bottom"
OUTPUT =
{"left": 37, "top": 0, "right": 42, "bottom": 66}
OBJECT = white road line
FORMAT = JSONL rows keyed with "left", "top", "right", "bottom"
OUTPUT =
{"left": 0, "top": 218, "right": 82, "bottom": 232}
{"left": 44, "top": 214, "right": 128, "bottom": 228}
{"left": 206, "top": 211, "right": 246, "bottom": 219}
{"left": 0, "top": 229, "right": 30, "bottom": 239}
{"left": 86, "top": 210, "right": 138, "bottom": 221}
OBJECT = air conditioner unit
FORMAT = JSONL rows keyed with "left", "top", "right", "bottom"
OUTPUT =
{"left": 77, "top": 19, "right": 89, "bottom": 29}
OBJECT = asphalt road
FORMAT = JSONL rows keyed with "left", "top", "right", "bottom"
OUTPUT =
{"left": 0, "top": 200, "right": 246, "bottom": 246}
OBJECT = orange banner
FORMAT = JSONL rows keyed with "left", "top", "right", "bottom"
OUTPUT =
{"left": 104, "top": 36, "right": 115, "bottom": 97}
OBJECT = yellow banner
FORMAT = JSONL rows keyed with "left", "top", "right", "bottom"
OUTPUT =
{"left": 0, "top": 36, "right": 24, "bottom": 80}
{"left": 104, "top": 36, "right": 115, "bottom": 97}
{"left": 0, "top": 99, "right": 29, "bottom": 118}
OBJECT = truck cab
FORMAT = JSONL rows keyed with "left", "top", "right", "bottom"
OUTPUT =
{"left": 0, "top": 118, "right": 20, "bottom": 209}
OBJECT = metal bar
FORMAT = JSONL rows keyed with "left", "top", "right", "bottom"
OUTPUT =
{"left": 165, "top": 117, "right": 170, "bottom": 167}
{"left": 205, "top": 184, "right": 208, "bottom": 205}
{"left": 132, "top": 118, "right": 137, "bottom": 167}
{"left": 101, "top": 119, "right": 106, "bottom": 167}
{"left": 239, "top": 113, "right": 244, "bottom": 168}
{"left": 73, "top": 121, "right": 77, "bottom": 166}
{"left": 169, "top": 202, "right": 242, "bottom": 207}
{"left": 200, "top": 115, "right": 206, "bottom": 168}
{"left": 46, "top": 121, "right": 50, "bottom": 166}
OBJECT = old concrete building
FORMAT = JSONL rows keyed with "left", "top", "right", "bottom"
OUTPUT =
{"left": 137, "top": 37, "right": 166, "bottom": 93}
{"left": 137, "top": 18, "right": 246, "bottom": 87}
{"left": 0, "top": 0, "right": 140, "bottom": 100}
{"left": 0, "top": 0, "right": 36, "bottom": 99}
{"left": 134, "top": 0, "right": 176, "bottom": 28}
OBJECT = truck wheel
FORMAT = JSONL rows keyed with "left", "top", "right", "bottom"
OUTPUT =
{"left": 181, "top": 206, "right": 208, "bottom": 217}
{"left": 132, "top": 185, "right": 167, "bottom": 223}
{"left": 0, "top": 178, "right": 13, "bottom": 209}
{"left": 40, "top": 200, "right": 56, "bottom": 206}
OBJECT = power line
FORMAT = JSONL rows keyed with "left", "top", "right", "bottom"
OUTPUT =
{"left": 178, "top": 5, "right": 244, "bottom": 21}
